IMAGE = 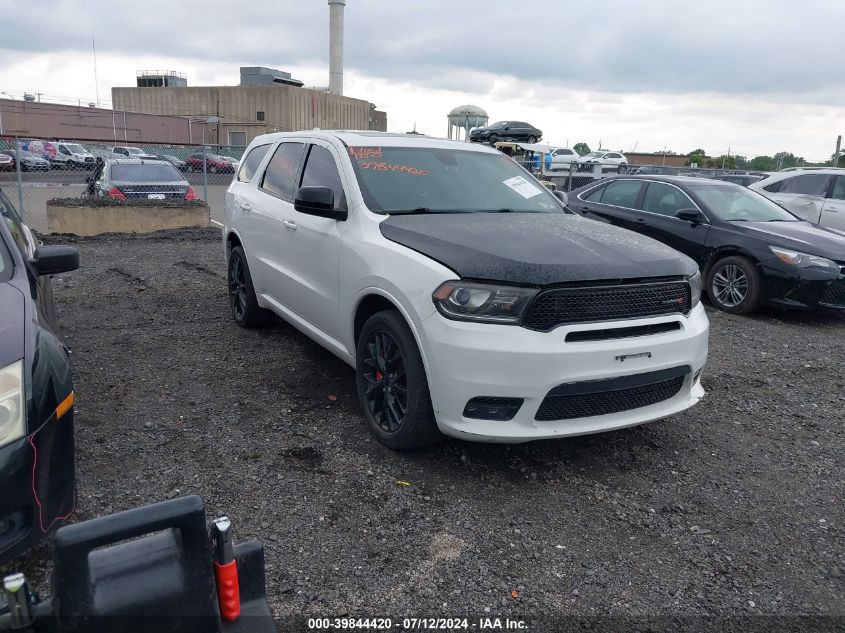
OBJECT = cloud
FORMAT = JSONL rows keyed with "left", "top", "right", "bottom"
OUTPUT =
{"left": 0, "top": 0, "right": 842, "bottom": 158}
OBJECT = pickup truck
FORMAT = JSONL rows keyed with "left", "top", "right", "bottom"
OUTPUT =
{"left": 92, "top": 146, "right": 159, "bottom": 164}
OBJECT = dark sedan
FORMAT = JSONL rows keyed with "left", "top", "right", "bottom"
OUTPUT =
{"left": 0, "top": 189, "right": 79, "bottom": 562}
{"left": 469, "top": 121, "right": 543, "bottom": 145}
{"left": 85, "top": 159, "right": 197, "bottom": 200}
{"left": 157, "top": 154, "right": 188, "bottom": 171}
{"left": 571, "top": 175, "right": 845, "bottom": 314}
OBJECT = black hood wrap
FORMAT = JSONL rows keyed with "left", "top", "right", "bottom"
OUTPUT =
{"left": 379, "top": 213, "right": 697, "bottom": 286}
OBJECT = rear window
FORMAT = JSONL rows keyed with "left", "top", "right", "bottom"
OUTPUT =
{"left": 111, "top": 164, "right": 184, "bottom": 181}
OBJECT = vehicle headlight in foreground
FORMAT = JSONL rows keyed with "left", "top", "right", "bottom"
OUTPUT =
{"left": 433, "top": 281, "right": 538, "bottom": 324}
{"left": 0, "top": 360, "right": 24, "bottom": 449}
{"left": 689, "top": 270, "right": 702, "bottom": 308}
{"left": 769, "top": 247, "right": 838, "bottom": 270}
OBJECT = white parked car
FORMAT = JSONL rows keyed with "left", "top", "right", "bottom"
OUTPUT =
{"left": 223, "top": 131, "right": 708, "bottom": 448}
{"left": 548, "top": 147, "right": 579, "bottom": 171}
{"left": 579, "top": 150, "right": 628, "bottom": 172}
{"left": 749, "top": 168, "right": 845, "bottom": 232}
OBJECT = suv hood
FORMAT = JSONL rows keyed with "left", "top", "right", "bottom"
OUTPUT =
{"left": 737, "top": 221, "right": 845, "bottom": 260}
{"left": 379, "top": 213, "right": 697, "bottom": 285}
{"left": 0, "top": 283, "right": 25, "bottom": 367}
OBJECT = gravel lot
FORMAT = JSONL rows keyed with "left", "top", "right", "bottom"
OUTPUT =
{"left": 3, "top": 227, "right": 843, "bottom": 631}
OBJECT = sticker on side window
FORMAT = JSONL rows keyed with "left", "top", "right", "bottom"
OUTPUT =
{"left": 502, "top": 175, "right": 543, "bottom": 199}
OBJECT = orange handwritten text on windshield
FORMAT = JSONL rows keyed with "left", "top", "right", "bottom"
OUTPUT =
{"left": 359, "top": 162, "right": 429, "bottom": 176}
{"left": 348, "top": 146, "right": 383, "bottom": 160}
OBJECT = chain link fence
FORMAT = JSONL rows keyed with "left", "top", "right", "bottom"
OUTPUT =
{"left": 0, "top": 137, "right": 246, "bottom": 232}
{"left": 1, "top": 135, "right": 772, "bottom": 233}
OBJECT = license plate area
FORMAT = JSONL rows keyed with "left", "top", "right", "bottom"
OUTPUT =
{"left": 148, "top": 193, "right": 166, "bottom": 200}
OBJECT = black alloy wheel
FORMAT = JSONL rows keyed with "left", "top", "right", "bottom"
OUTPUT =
{"left": 527, "top": 135, "right": 537, "bottom": 144}
{"left": 362, "top": 330, "right": 408, "bottom": 433}
{"left": 356, "top": 310, "right": 440, "bottom": 449}
{"left": 706, "top": 255, "right": 761, "bottom": 314}
{"left": 227, "top": 246, "right": 270, "bottom": 328}
{"left": 488, "top": 134, "right": 499, "bottom": 145}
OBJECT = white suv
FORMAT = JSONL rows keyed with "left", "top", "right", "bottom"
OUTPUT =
{"left": 223, "top": 131, "right": 709, "bottom": 448}
{"left": 579, "top": 150, "right": 628, "bottom": 172}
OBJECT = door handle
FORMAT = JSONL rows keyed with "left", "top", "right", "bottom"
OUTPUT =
{"left": 238, "top": 199, "right": 251, "bottom": 212}
{"left": 283, "top": 219, "right": 297, "bottom": 231}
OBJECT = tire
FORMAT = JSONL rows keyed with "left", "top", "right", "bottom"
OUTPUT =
{"left": 227, "top": 246, "right": 271, "bottom": 328}
{"left": 526, "top": 136, "right": 537, "bottom": 144}
{"left": 488, "top": 134, "right": 498, "bottom": 146}
{"left": 706, "top": 255, "right": 761, "bottom": 314}
{"left": 356, "top": 310, "right": 440, "bottom": 450}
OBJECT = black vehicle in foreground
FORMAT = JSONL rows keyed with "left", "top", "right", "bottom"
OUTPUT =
{"left": 571, "top": 175, "right": 845, "bottom": 314}
{"left": 85, "top": 158, "right": 197, "bottom": 200}
{"left": 0, "top": 189, "right": 79, "bottom": 563}
{"left": 468, "top": 120, "right": 543, "bottom": 144}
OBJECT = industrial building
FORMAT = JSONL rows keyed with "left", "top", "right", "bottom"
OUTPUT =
{"left": 110, "top": 0, "right": 385, "bottom": 146}
{"left": 112, "top": 66, "right": 387, "bottom": 147}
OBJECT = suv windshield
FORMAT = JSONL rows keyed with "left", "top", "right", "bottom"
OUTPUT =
{"left": 111, "top": 164, "right": 184, "bottom": 181}
{"left": 687, "top": 183, "right": 798, "bottom": 222}
{"left": 348, "top": 147, "right": 566, "bottom": 214}
{"left": 126, "top": 148, "right": 145, "bottom": 155}
{"left": 64, "top": 144, "right": 87, "bottom": 153}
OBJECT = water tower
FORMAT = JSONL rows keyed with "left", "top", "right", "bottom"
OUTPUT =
{"left": 447, "top": 105, "right": 488, "bottom": 141}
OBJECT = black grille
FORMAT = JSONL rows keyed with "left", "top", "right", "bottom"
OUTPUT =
{"left": 820, "top": 279, "right": 845, "bottom": 307}
{"left": 535, "top": 366, "right": 688, "bottom": 421}
{"left": 524, "top": 282, "right": 691, "bottom": 330}
{"left": 565, "top": 321, "right": 681, "bottom": 343}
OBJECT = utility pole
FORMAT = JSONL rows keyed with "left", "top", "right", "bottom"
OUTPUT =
{"left": 835, "top": 135, "right": 842, "bottom": 167}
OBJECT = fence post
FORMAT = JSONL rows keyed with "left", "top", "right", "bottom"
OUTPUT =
{"left": 202, "top": 148, "right": 208, "bottom": 203}
{"left": 14, "top": 137, "right": 24, "bottom": 222}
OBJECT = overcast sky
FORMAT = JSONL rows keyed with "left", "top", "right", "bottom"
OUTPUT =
{"left": 1, "top": 0, "right": 843, "bottom": 159}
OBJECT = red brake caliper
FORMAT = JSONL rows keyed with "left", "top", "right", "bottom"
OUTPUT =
{"left": 375, "top": 370, "right": 383, "bottom": 381}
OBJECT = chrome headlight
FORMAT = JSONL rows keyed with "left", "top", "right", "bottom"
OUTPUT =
{"left": 689, "top": 270, "right": 702, "bottom": 307}
{"left": 433, "top": 281, "right": 538, "bottom": 324}
{"left": 0, "top": 360, "right": 25, "bottom": 448}
{"left": 770, "top": 247, "right": 838, "bottom": 270}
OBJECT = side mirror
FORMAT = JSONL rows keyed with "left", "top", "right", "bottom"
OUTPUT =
{"left": 676, "top": 208, "right": 704, "bottom": 223}
{"left": 294, "top": 186, "right": 347, "bottom": 221}
{"left": 553, "top": 190, "right": 569, "bottom": 206}
{"left": 31, "top": 245, "right": 80, "bottom": 275}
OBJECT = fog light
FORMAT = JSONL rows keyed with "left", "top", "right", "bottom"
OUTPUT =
{"left": 463, "top": 397, "right": 523, "bottom": 421}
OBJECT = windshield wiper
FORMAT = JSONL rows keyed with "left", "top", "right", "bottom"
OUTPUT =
{"left": 387, "top": 208, "right": 434, "bottom": 215}
{"left": 726, "top": 218, "right": 750, "bottom": 222}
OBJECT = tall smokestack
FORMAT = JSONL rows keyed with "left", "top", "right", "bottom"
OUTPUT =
{"left": 328, "top": 0, "right": 345, "bottom": 95}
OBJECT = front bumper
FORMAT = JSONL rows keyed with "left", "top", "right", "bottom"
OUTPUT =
{"left": 761, "top": 262, "right": 845, "bottom": 310}
{"left": 0, "top": 410, "right": 75, "bottom": 562}
{"left": 420, "top": 304, "right": 709, "bottom": 443}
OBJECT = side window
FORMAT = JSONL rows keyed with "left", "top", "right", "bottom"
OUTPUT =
{"left": 261, "top": 142, "right": 304, "bottom": 200}
{"left": 581, "top": 184, "right": 606, "bottom": 201}
{"left": 0, "top": 191, "right": 29, "bottom": 256}
{"left": 778, "top": 174, "right": 830, "bottom": 196}
{"left": 299, "top": 145, "right": 347, "bottom": 211}
{"left": 599, "top": 180, "right": 642, "bottom": 208}
{"left": 237, "top": 143, "right": 272, "bottom": 183}
{"left": 642, "top": 182, "right": 696, "bottom": 217}
{"left": 763, "top": 180, "right": 783, "bottom": 193}
{"left": 831, "top": 176, "right": 845, "bottom": 201}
